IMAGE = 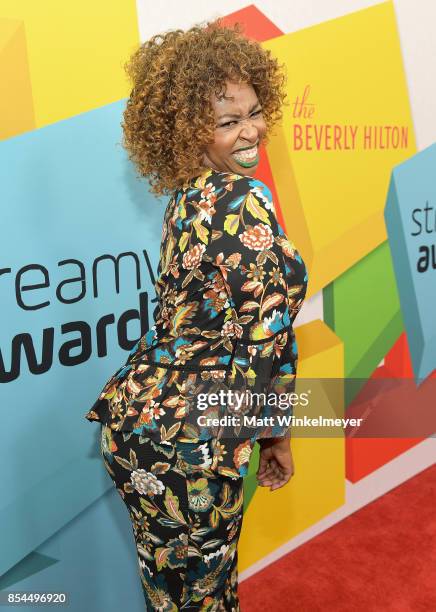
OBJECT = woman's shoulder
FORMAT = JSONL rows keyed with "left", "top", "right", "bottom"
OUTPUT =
{"left": 185, "top": 168, "right": 275, "bottom": 211}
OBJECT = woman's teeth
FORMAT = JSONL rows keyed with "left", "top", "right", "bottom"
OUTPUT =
{"left": 231, "top": 145, "right": 259, "bottom": 167}
{"left": 232, "top": 145, "right": 257, "bottom": 161}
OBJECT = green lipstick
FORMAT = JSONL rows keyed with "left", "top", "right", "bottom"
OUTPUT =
{"left": 231, "top": 144, "right": 259, "bottom": 168}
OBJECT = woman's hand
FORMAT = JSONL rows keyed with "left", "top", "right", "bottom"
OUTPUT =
{"left": 256, "top": 436, "right": 295, "bottom": 491}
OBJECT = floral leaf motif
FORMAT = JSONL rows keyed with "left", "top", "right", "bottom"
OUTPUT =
{"left": 179, "top": 194, "right": 187, "bottom": 219}
{"left": 219, "top": 482, "right": 231, "bottom": 506}
{"left": 211, "top": 229, "right": 223, "bottom": 241}
{"left": 200, "top": 538, "right": 225, "bottom": 550}
{"left": 201, "top": 330, "right": 222, "bottom": 339}
{"left": 147, "top": 531, "right": 165, "bottom": 545}
{"left": 241, "top": 280, "right": 262, "bottom": 293}
{"left": 218, "top": 487, "right": 243, "bottom": 518}
{"left": 225, "top": 252, "right": 241, "bottom": 269}
{"left": 250, "top": 322, "right": 269, "bottom": 341}
{"left": 238, "top": 314, "right": 254, "bottom": 326}
{"left": 210, "top": 507, "right": 220, "bottom": 529}
{"left": 244, "top": 192, "right": 270, "bottom": 224}
{"left": 181, "top": 269, "right": 195, "bottom": 289}
{"left": 150, "top": 461, "right": 171, "bottom": 475}
{"left": 179, "top": 232, "right": 189, "bottom": 252}
{"left": 114, "top": 455, "right": 133, "bottom": 471}
{"left": 129, "top": 448, "right": 138, "bottom": 470}
{"left": 164, "top": 487, "right": 187, "bottom": 524}
{"left": 160, "top": 422, "right": 181, "bottom": 442}
{"left": 288, "top": 284, "right": 305, "bottom": 297}
{"left": 155, "top": 547, "right": 170, "bottom": 571}
{"left": 193, "top": 477, "right": 208, "bottom": 491}
{"left": 193, "top": 268, "right": 205, "bottom": 281}
{"left": 239, "top": 300, "right": 260, "bottom": 312}
{"left": 223, "top": 214, "right": 240, "bottom": 236}
{"left": 261, "top": 293, "right": 285, "bottom": 313}
{"left": 162, "top": 233, "right": 176, "bottom": 275}
{"left": 162, "top": 394, "right": 182, "bottom": 409}
{"left": 193, "top": 219, "right": 209, "bottom": 244}
{"left": 264, "top": 249, "right": 278, "bottom": 265}
{"left": 246, "top": 368, "right": 256, "bottom": 380}
{"left": 217, "top": 465, "right": 240, "bottom": 479}
{"left": 194, "top": 170, "right": 213, "bottom": 189}
{"left": 260, "top": 341, "right": 275, "bottom": 358}
{"left": 140, "top": 497, "right": 159, "bottom": 517}
{"left": 158, "top": 517, "right": 185, "bottom": 528}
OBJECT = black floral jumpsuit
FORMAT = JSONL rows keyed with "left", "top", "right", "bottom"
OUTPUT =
{"left": 84, "top": 167, "right": 308, "bottom": 610}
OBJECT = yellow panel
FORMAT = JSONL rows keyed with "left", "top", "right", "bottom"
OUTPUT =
{"left": 263, "top": 2, "right": 416, "bottom": 297}
{"left": 296, "top": 319, "right": 342, "bottom": 368}
{"left": 0, "top": 19, "right": 35, "bottom": 138}
{"left": 0, "top": 1, "right": 139, "bottom": 128}
{"left": 240, "top": 320, "right": 345, "bottom": 570}
{"left": 240, "top": 438, "right": 344, "bottom": 571}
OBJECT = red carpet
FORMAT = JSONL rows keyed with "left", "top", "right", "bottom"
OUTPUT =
{"left": 240, "top": 464, "right": 436, "bottom": 611}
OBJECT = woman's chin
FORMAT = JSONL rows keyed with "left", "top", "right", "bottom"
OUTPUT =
{"left": 229, "top": 160, "right": 260, "bottom": 175}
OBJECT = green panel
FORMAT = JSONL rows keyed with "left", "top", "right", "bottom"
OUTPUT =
{"left": 244, "top": 444, "right": 262, "bottom": 510}
{"left": 324, "top": 241, "right": 404, "bottom": 404}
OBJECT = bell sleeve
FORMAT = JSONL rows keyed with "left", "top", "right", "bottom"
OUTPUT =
{"left": 201, "top": 173, "right": 308, "bottom": 439}
{"left": 267, "top": 229, "right": 308, "bottom": 438}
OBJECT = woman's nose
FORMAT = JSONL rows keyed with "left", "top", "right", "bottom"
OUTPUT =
{"left": 239, "top": 119, "right": 258, "bottom": 141}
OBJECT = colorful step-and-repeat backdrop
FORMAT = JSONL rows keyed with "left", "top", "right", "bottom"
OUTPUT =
{"left": 1, "top": 1, "right": 434, "bottom": 609}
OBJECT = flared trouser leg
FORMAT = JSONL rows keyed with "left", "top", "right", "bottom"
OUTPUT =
{"left": 99, "top": 424, "right": 244, "bottom": 611}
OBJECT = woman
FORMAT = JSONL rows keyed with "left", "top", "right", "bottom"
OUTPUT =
{"left": 84, "top": 19, "right": 308, "bottom": 611}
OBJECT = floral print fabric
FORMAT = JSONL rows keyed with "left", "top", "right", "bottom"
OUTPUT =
{"left": 100, "top": 423, "right": 243, "bottom": 611}
{"left": 85, "top": 167, "right": 308, "bottom": 478}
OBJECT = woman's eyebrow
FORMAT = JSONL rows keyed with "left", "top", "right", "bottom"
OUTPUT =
{"left": 217, "top": 102, "right": 261, "bottom": 120}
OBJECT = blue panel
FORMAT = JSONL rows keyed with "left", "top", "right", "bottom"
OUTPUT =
{"left": 0, "top": 100, "right": 166, "bottom": 577}
{"left": 384, "top": 142, "right": 436, "bottom": 381}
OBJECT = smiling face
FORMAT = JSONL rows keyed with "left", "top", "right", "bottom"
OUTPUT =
{"left": 202, "top": 80, "right": 267, "bottom": 176}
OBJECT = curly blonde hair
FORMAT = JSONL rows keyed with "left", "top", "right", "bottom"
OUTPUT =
{"left": 121, "top": 18, "right": 287, "bottom": 196}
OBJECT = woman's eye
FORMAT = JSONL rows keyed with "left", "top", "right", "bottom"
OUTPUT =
{"left": 218, "top": 110, "right": 262, "bottom": 128}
